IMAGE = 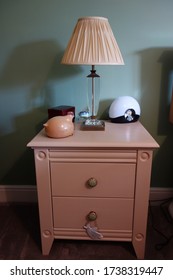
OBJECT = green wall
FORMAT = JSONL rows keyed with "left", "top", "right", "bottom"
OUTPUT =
{"left": 0, "top": 0, "right": 173, "bottom": 187}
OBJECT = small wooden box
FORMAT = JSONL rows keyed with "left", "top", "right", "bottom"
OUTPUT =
{"left": 48, "top": 105, "right": 75, "bottom": 119}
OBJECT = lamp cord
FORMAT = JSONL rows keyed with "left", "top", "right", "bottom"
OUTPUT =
{"left": 149, "top": 198, "right": 173, "bottom": 250}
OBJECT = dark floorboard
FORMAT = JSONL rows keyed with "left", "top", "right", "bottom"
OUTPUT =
{"left": 0, "top": 202, "right": 173, "bottom": 260}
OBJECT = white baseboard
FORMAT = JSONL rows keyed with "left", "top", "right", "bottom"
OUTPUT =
{"left": 149, "top": 187, "right": 173, "bottom": 201}
{"left": 0, "top": 185, "right": 173, "bottom": 203}
{"left": 0, "top": 185, "right": 37, "bottom": 203}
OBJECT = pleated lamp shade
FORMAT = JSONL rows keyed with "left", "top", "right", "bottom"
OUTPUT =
{"left": 61, "top": 17, "right": 124, "bottom": 65}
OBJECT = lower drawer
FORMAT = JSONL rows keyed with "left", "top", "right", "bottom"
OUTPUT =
{"left": 52, "top": 197, "right": 134, "bottom": 234}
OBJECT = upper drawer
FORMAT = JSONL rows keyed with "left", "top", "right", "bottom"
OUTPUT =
{"left": 50, "top": 162, "right": 136, "bottom": 198}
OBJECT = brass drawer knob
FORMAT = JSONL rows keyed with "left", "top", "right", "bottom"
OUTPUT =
{"left": 88, "top": 211, "right": 97, "bottom": 221}
{"left": 87, "top": 177, "right": 97, "bottom": 188}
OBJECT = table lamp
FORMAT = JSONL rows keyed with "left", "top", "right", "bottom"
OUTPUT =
{"left": 61, "top": 16, "right": 124, "bottom": 130}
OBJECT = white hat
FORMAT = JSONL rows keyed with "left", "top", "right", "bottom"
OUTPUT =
{"left": 109, "top": 96, "right": 141, "bottom": 123}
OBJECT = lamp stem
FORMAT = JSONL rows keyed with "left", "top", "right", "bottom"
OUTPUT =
{"left": 91, "top": 65, "right": 95, "bottom": 119}
{"left": 87, "top": 65, "right": 100, "bottom": 119}
{"left": 83, "top": 64, "right": 104, "bottom": 130}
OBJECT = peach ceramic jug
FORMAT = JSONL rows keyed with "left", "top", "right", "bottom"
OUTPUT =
{"left": 44, "top": 114, "right": 74, "bottom": 138}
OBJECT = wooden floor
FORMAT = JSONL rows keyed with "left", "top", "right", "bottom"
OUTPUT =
{"left": 0, "top": 201, "right": 173, "bottom": 260}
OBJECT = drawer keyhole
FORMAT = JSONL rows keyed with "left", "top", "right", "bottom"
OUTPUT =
{"left": 87, "top": 177, "right": 97, "bottom": 188}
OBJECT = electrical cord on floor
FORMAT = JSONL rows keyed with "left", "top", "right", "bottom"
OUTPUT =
{"left": 149, "top": 198, "right": 173, "bottom": 250}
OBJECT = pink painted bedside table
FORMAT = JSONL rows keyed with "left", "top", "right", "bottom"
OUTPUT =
{"left": 27, "top": 121, "right": 159, "bottom": 259}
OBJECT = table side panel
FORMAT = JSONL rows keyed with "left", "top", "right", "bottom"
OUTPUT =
{"left": 132, "top": 150, "right": 153, "bottom": 259}
{"left": 34, "top": 149, "right": 54, "bottom": 255}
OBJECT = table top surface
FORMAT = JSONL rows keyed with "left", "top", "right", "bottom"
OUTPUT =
{"left": 27, "top": 121, "right": 159, "bottom": 149}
